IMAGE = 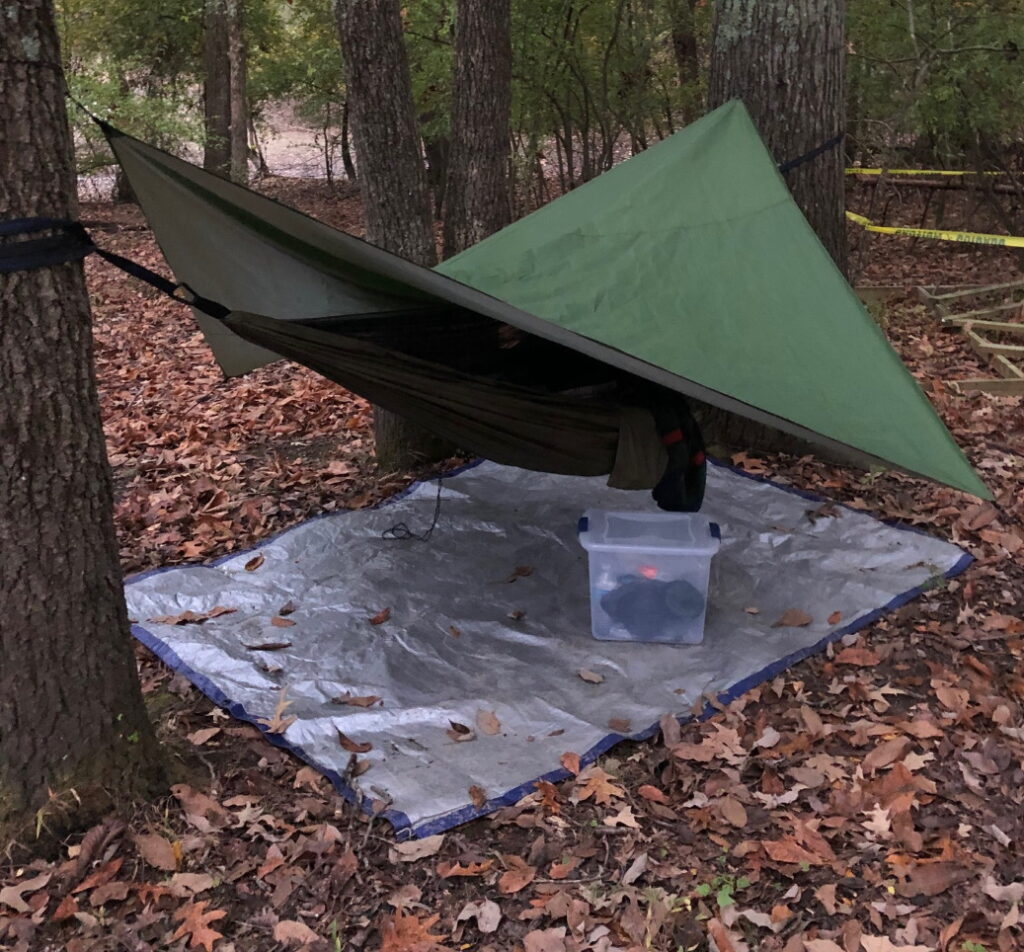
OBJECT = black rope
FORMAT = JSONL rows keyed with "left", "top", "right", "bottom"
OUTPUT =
{"left": 382, "top": 478, "right": 444, "bottom": 543}
{"left": 778, "top": 132, "right": 846, "bottom": 175}
{"left": 0, "top": 217, "right": 229, "bottom": 319}
{"left": 66, "top": 92, "right": 116, "bottom": 135}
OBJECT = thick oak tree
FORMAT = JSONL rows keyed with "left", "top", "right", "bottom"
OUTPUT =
{"left": 709, "top": 0, "right": 848, "bottom": 273}
{"left": 334, "top": 0, "right": 450, "bottom": 469}
{"left": 0, "top": 0, "right": 164, "bottom": 848}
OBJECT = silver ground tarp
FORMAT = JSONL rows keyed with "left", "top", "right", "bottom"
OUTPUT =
{"left": 126, "top": 461, "right": 970, "bottom": 838}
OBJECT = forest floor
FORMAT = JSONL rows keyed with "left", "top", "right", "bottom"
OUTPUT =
{"left": 2, "top": 179, "right": 1023, "bottom": 952}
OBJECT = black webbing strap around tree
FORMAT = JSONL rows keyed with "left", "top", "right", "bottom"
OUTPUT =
{"left": 0, "top": 216, "right": 229, "bottom": 320}
{"left": 778, "top": 132, "right": 846, "bottom": 175}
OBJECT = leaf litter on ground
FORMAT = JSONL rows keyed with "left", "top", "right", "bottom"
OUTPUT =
{"left": 3, "top": 189, "right": 1021, "bottom": 952}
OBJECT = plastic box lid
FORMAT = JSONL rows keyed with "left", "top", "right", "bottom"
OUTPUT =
{"left": 579, "top": 510, "right": 720, "bottom": 554}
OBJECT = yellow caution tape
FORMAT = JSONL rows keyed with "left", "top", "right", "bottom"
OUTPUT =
{"left": 846, "top": 210, "right": 1024, "bottom": 248}
{"left": 846, "top": 168, "right": 1003, "bottom": 176}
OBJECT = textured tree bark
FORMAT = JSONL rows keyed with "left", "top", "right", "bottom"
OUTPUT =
{"left": 340, "top": 98, "right": 357, "bottom": 182}
{"left": 442, "top": 0, "right": 513, "bottom": 258}
{"left": 669, "top": 0, "right": 702, "bottom": 124}
{"left": 334, "top": 0, "right": 451, "bottom": 469}
{"left": 203, "top": 0, "right": 231, "bottom": 176}
{"left": 697, "top": 0, "right": 852, "bottom": 463}
{"left": 0, "top": 0, "right": 164, "bottom": 850}
{"left": 227, "top": 0, "right": 248, "bottom": 185}
{"left": 708, "top": 0, "right": 847, "bottom": 273}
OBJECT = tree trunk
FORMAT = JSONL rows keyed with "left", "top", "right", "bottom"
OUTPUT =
{"left": 203, "top": 0, "right": 231, "bottom": 177}
{"left": 113, "top": 74, "right": 137, "bottom": 202}
{"left": 340, "top": 98, "right": 357, "bottom": 182}
{"left": 708, "top": 0, "right": 847, "bottom": 273}
{"left": 669, "top": 0, "right": 701, "bottom": 124}
{"left": 227, "top": 0, "right": 248, "bottom": 185}
{"left": 442, "top": 0, "right": 513, "bottom": 258}
{"left": 334, "top": 0, "right": 451, "bottom": 469}
{"left": 700, "top": 0, "right": 850, "bottom": 463}
{"left": 0, "top": 0, "right": 164, "bottom": 850}
{"left": 423, "top": 132, "right": 450, "bottom": 220}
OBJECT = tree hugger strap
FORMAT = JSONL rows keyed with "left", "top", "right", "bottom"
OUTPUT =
{"left": 0, "top": 217, "right": 229, "bottom": 319}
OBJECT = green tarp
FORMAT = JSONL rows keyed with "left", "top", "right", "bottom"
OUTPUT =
{"left": 106, "top": 101, "right": 990, "bottom": 499}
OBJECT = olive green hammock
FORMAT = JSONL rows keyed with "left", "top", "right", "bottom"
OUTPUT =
{"left": 98, "top": 101, "right": 990, "bottom": 503}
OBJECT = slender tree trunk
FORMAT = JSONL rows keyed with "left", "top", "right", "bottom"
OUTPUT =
{"left": 112, "top": 74, "right": 137, "bottom": 203}
{"left": 249, "top": 114, "right": 271, "bottom": 178}
{"left": 0, "top": 0, "right": 164, "bottom": 850}
{"left": 423, "top": 131, "right": 450, "bottom": 220}
{"left": 669, "top": 0, "right": 701, "bottom": 124}
{"left": 203, "top": 0, "right": 231, "bottom": 176}
{"left": 227, "top": 0, "right": 248, "bottom": 185}
{"left": 708, "top": 0, "right": 847, "bottom": 273}
{"left": 340, "top": 98, "right": 357, "bottom": 181}
{"left": 442, "top": 0, "right": 513, "bottom": 258}
{"left": 334, "top": 0, "right": 451, "bottom": 469}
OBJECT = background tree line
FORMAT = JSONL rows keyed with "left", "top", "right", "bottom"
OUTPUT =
{"left": 61, "top": 0, "right": 1024, "bottom": 196}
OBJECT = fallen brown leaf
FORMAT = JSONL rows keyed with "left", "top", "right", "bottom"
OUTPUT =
{"left": 0, "top": 872, "right": 52, "bottom": 913}
{"left": 330, "top": 693, "right": 381, "bottom": 708}
{"left": 149, "top": 605, "right": 235, "bottom": 625}
{"left": 718, "top": 796, "right": 748, "bottom": 828}
{"left": 378, "top": 910, "right": 451, "bottom": 952}
{"left": 337, "top": 730, "right": 372, "bottom": 753}
{"left": 258, "top": 688, "right": 297, "bottom": 736}
{"left": 446, "top": 720, "right": 476, "bottom": 743}
{"left": 468, "top": 784, "right": 487, "bottom": 808}
{"left": 498, "top": 856, "right": 536, "bottom": 894}
{"left": 560, "top": 752, "right": 581, "bottom": 776}
{"left": 133, "top": 832, "right": 179, "bottom": 872}
{"left": 476, "top": 710, "right": 501, "bottom": 735}
{"left": 862, "top": 736, "right": 912, "bottom": 773}
{"left": 901, "top": 861, "right": 972, "bottom": 898}
{"left": 637, "top": 784, "right": 669, "bottom": 804}
{"left": 772, "top": 608, "right": 813, "bottom": 628}
{"left": 274, "top": 920, "right": 322, "bottom": 947}
{"left": 574, "top": 766, "right": 625, "bottom": 805}
{"left": 762, "top": 838, "right": 829, "bottom": 866}
{"left": 437, "top": 860, "right": 492, "bottom": 878}
{"left": 172, "top": 900, "right": 227, "bottom": 952}
{"left": 834, "top": 645, "right": 881, "bottom": 666}
{"left": 390, "top": 834, "right": 445, "bottom": 863}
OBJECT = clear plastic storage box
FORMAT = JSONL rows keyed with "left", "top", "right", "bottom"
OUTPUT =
{"left": 578, "top": 510, "right": 721, "bottom": 645}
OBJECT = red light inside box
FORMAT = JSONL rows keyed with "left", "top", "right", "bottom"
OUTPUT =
{"left": 639, "top": 565, "right": 658, "bottom": 579}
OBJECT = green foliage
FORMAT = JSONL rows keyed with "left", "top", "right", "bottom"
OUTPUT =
{"left": 56, "top": 0, "right": 1024, "bottom": 194}
{"left": 512, "top": 0, "right": 702, "bottom": 188}
{"left": 848, "top": 0, "right": 1024, "bottom": 166}
{"left": 59, "top": 0, "right": 204, "bottom": 170}
{"left": 693, "top": 870, "right": 750, "bottom": 911}
{"left": 404, "top": 0, "right": 455, "bottom": 140}
{"left": 58, "top": 0, "right": 283, "bottom": 174}
{"left": 252, "top": 0, "right": 343, "bottom": 126}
